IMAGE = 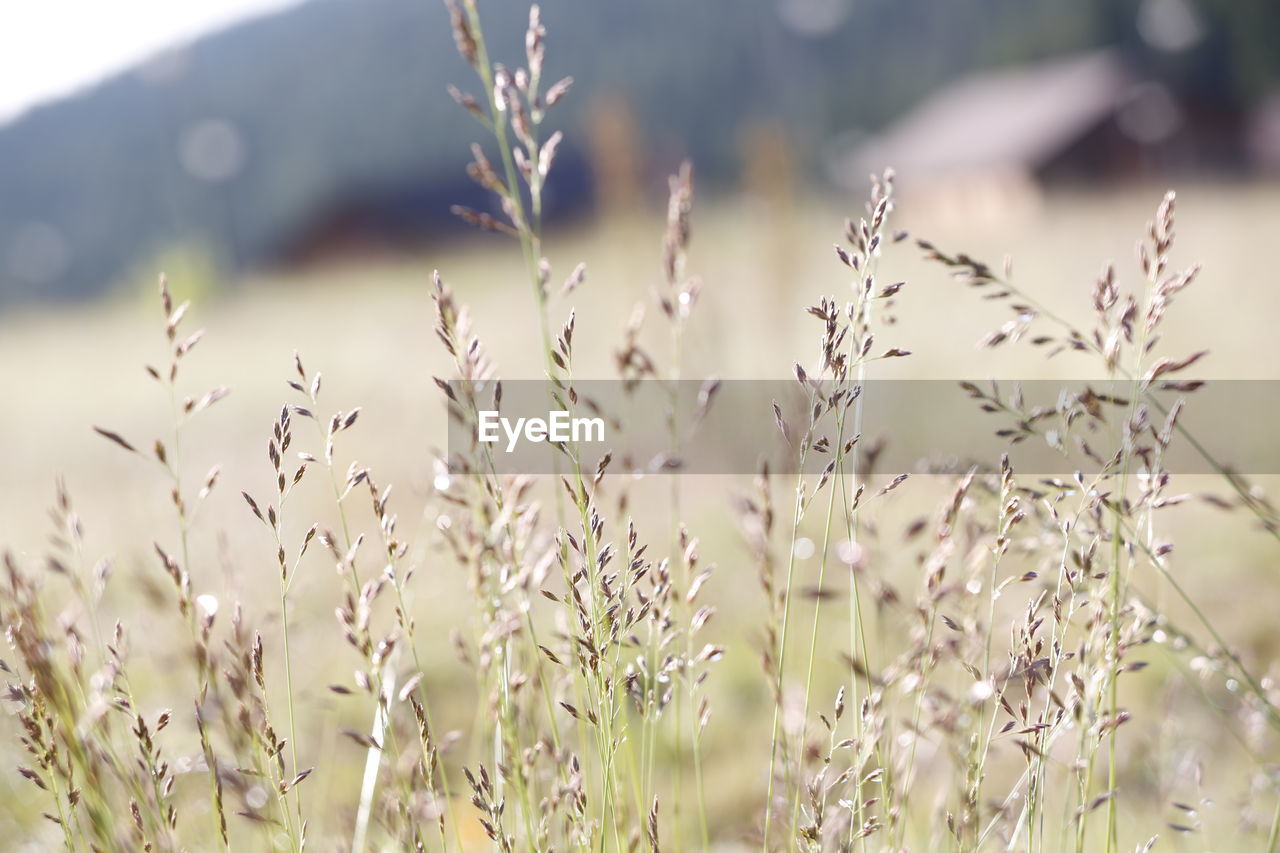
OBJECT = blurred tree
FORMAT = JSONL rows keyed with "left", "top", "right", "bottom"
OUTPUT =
{"left": 584, "top": 94, "right": 644, "bottom": 224}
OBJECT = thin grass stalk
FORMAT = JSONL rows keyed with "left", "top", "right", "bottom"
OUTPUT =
{"left": 448, "top": 7, "right": 625, "bottom": 843}
{"left": 921, "top": 241, "right": 1280, "bottom": 547}
{"left": 837, "top": 176, "right": 896, "bottom": 851}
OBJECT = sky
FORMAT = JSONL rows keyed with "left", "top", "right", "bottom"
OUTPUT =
{"left": 0, "top": 0, "right": 305, "bottom": 124}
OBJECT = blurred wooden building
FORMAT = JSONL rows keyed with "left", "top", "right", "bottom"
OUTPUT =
{"left": 832, "top": 50, "right": 1247, "bottom": 219}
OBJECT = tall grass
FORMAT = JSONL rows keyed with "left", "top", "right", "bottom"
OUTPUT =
{"left": 3, "top": 3, "right": 1278, "bottom": 852}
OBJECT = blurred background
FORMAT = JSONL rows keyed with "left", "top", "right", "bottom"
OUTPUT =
{"left": 1, "top": 0, "right": 1279, "bottom": 305}
{"left": 3, "top": 1, "right": 1280, "bottom": 846}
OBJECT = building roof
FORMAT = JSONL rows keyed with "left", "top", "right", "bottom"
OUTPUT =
{"left": 838, "top": 50, "right": 1133, "bottom": 183}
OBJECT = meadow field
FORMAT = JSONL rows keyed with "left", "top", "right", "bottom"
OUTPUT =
{"left": 4, "top": 170, "right": 1280, "bottom": 853}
